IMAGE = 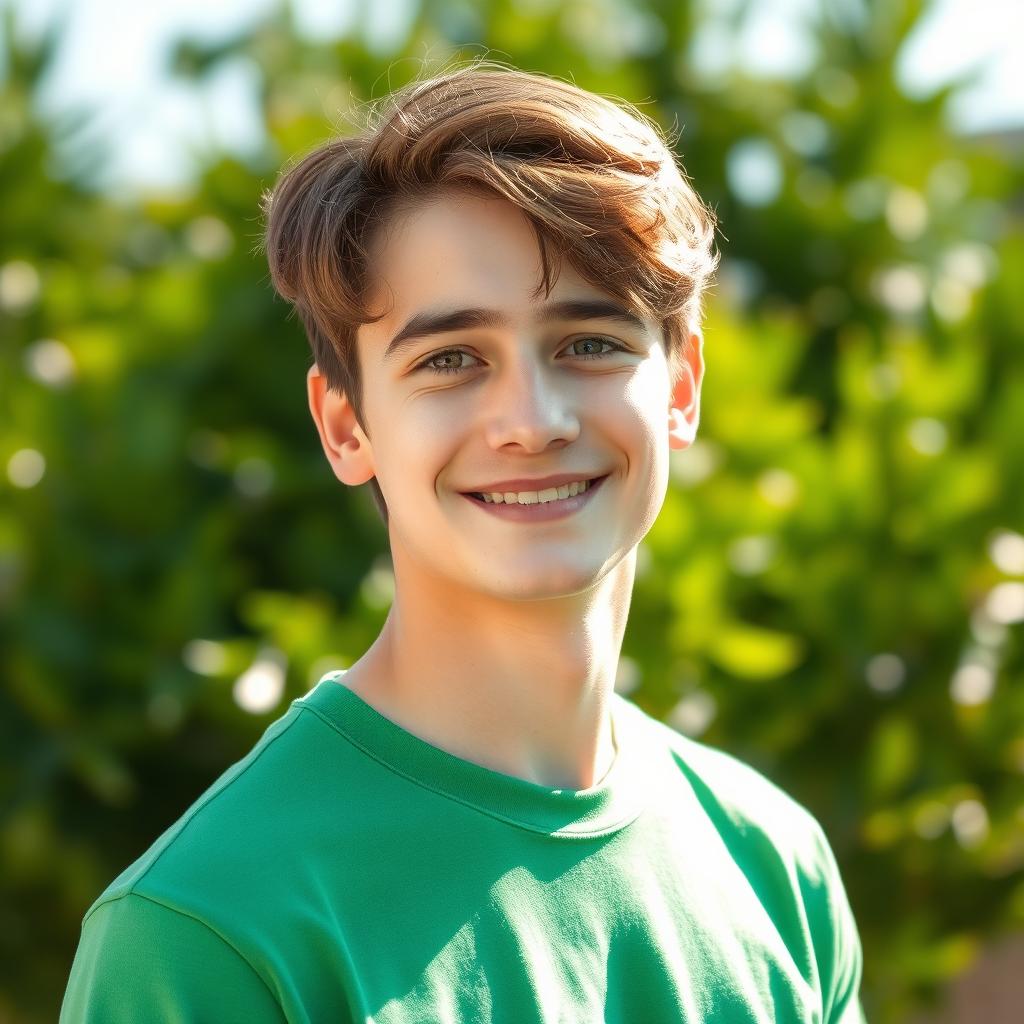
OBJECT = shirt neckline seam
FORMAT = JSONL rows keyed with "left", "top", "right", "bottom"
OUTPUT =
{"left": 295, "top": 701, "right": 643, "bottom": 839}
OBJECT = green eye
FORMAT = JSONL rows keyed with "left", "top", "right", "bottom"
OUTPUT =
{"left": 571, "top": 337, "right": 621, "bottom": 357}
{"left": 418, "top": 350, "right": 477, "bottom": 376}
{"left": 414, "top": 337, "right": 624, "bottom": 377}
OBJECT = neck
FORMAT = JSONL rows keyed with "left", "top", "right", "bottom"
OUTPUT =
{"left": 340, "top": 549, "right": 637, "bottom": 790}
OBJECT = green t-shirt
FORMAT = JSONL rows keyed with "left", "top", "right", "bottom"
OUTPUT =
{"left": 61, "top": 671, "right": 867, "bottom": 1023}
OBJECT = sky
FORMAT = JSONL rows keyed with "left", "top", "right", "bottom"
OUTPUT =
{"left": 2, "top": 0, "right": 1022, "bottom": 196}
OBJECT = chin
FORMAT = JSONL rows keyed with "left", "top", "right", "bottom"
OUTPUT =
{"left": 470, "top": 558, "right": 613, "bottom": 602}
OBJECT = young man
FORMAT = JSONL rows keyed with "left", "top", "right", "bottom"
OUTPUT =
{"left": 61, "top": 63, "right": 867, "bottom": 1022}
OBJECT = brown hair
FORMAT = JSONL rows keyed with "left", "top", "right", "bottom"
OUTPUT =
{"left": 261, "top": 59, "right": 719, "bottom": 524}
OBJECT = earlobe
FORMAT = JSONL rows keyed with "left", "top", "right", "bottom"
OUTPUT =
{"left": 667, "top": 331, "right": 704, "bottom": 451}
{"left": 306, "top": 364, "right": 377, "bottom": 486}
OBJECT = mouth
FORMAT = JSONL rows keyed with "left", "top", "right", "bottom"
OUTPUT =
{"left": 463, "top": 474, "right": 610, "bottom": 505}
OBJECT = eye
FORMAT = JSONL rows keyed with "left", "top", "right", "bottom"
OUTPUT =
{"left": 569, "top": 336, "right": 623, "bottom": 359}
{"left": 412, "top": 336, "right": 626, "bottom": 377}
{"left": 416, "top": 349, "right": 483, "bottom": 376}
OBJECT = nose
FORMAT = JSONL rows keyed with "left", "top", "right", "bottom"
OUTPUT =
{"left": 482, "top": 355, "right": 581, "bottom": 453}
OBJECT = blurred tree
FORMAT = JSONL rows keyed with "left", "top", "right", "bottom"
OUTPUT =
{"left": 1, "top": 1, "right": 1022, "bottom": 1021}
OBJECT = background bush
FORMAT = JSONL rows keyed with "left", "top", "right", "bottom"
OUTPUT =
{"left": 2, "top": 2, "right": 1022, "bottom": 1021}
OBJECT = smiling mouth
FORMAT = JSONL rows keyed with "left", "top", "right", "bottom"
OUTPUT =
{"left": 464, "top": 475, "right": 609, "bottom": 504}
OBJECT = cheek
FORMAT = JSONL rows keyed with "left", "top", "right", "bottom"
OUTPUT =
{"left": 377, "top": 399, "right": 468, "bottom": 495}
{"left": 614, "top": 373, "right": 672, "bottom": 509}
{"left": 620, "top": 370, "right": 670, "bottom": 451}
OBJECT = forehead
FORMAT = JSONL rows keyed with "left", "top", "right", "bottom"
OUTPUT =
{"left": 364, "top": 190, "right": 599, "bottom": 328}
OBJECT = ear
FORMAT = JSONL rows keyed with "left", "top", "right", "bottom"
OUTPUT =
{"left": 306, "top": 364, "right": 377, "bottom": 486}
{"left": 668, "top": 331, "right": 704, "bottom": 451}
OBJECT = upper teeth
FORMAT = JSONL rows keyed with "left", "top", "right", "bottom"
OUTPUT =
{"left": 479, "top": 479, "right": 592, "bottom": 504}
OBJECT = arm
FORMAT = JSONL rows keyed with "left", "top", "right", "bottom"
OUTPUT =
{"left": 60, "top": 891, "right": 287, "bottom": 1023}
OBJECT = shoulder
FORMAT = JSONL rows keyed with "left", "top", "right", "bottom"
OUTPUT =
{"left": 622, "top": 695, "right": 829, "bottom": 860}
{"left": 620, "top": 698, "right": 848, "bottom": 945}
{"left": 65, "top": 702, "right": 315, "bottom": 1021}
{"left": 65, "top": 694, "right": 368, "bottom": 1022}
{"left": 84, "top": 698, "right": 322, "bottom": 925}
{"left": 62, "top": 890, "right": 287, "bottom": 1022}
{"left": 620, "top": 697, "right": 866, "bottom": 1023}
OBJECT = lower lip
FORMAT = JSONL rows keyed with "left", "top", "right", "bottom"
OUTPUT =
{"left": 461, "top": 475, "right": 609, "bottom": 522}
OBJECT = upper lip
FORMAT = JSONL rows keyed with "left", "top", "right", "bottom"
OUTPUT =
{"left": 462, "top": 472, "right": 607, "bottom": 494}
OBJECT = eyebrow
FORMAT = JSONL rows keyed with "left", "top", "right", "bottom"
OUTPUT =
{"left": 383, "top": 298, "right": 648, "bottom": 362}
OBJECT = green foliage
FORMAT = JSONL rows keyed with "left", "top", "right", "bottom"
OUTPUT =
{"left": 2, "top": 1, "right": 1022, "bottom": 1021}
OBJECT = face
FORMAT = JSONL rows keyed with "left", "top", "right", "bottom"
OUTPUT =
{"left": 308, "top": 189, "right": 702, "bottom": 603}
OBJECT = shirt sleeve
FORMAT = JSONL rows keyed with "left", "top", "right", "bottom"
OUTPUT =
{"left": 60, "top": 891, "right": 287, "bottom": 1024}
{"left": 810, "top": 823, "right": 868, "bottom": 1024}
